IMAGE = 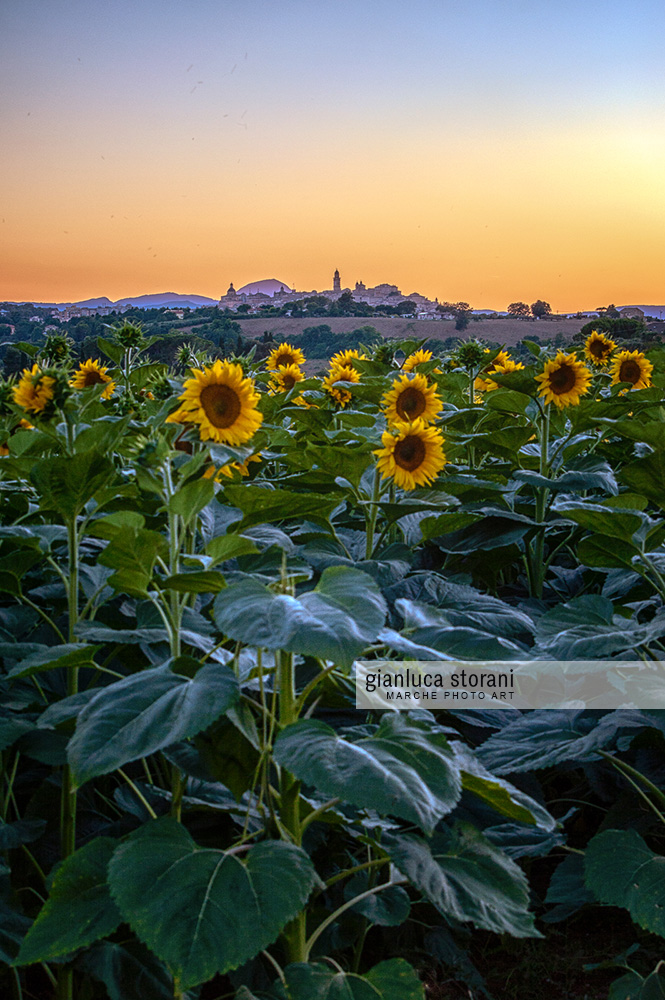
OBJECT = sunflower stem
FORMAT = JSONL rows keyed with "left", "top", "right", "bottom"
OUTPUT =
{"left": 277, "top": 648, "right": 307, "bottom": 962}
{"left": 530, "top": 404, "right": 551, "bottom": 598}
{"left": 365, "top": 467, "right": 382, "bottom": 559}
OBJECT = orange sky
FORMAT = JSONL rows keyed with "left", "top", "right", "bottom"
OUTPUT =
{"left": 2, "top": 1, "right": 665, "bottom": 311}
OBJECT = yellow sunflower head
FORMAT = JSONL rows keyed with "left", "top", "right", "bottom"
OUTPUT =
{"left": 609, "top": 350, "right": 653, "bottom": 391}
{"left": 374, "top": 419, "right": 447, "bottom": 491}
{"left": 12, "top": 364, "right": 57, "bottom": 415}
{"left": 476, "top": 357, "right": 525, "bottom": 392}
{"left": 535, "top": 351, "right": 592, "bottom": 409}
{"left": 0, "top": 443, "right": 9, "bottom": 457}
{"left": 402, "top": 348, "right": 433, "bottom": 372}
{"left": 266, "top": 342, "right": 306, "bottom": 371}
{"left": 382, "top": 372, "right": 442, "bottom": 426}
{"left": 70, "top": 358, "right": 116, "bottom": 399}
{"left": 584, "top": 331, "right": 617, "bottom": 366}
{"left": 203, "top": 452, "right": 262, "bottom": 482}
{"left": 322, "top": 364, "right": 360, "bottom": 407}
{"left": 171, "top": 360, "right": 263, "bottom": 445}
{"left": 293, "top": 393, "right": 317, "bottom": 409}
{"left": 330, "top": 348, "right": 367, "bottom": 367}
{"left": 475, "top": 350, "right": 513, "bottom": 392}
{"left": 269, "top": 363, "right": 305, "bottom": 394}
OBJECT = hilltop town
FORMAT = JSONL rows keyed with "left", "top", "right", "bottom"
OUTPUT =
{"left": 219, "top": 269, "right": 443, "bottom": 319}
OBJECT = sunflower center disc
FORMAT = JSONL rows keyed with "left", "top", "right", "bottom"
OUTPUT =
{"left": 620, "top": 361, "right": 640, "bottom": 383}
{"left": 549, "top": 365, "right": 576, "bottom": 394}
{"left": 590, "top": 341, "right": 606, "bottom": 358}
{"left": 83, "top": 370, "right": 105, "bottom": 386}
{"left": 397, "top": 387, "right": 426, "bottom": 419}
{"left": 394, "top": 435, "right": 426, "bottom": 471}
{"left": 275, "top": 353, "right": 294, "bottom": 367}
{"left": 200, "top": 384, "right": 242, "bottom": 428}
{"left": 282, "top": 375, "right": 296, "bottom": 390}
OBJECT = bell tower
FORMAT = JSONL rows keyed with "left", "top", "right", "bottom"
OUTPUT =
{"left": 333, "top": 269, "right": 341, "bottom": 293}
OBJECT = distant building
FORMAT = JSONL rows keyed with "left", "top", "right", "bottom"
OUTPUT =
{"left": 618, "top": 306, "right": 645, "bottom": 320}
{"left": 333, "top": 269, "right": 341, "bottom": 293}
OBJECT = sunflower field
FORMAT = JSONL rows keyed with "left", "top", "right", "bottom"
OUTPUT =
{"left": 1, "top": 322, "right": 665, "bottom": 1000}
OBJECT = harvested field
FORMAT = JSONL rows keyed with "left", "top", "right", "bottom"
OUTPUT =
{"left": 234, "top": 314, "right": 586, "bottom": 347}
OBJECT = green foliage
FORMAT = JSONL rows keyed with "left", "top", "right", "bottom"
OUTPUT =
{"left": 2, "top": 325, "right": 665, "bottom": 999}
{"left": 108, "top": 819, "right": 321, "bottom": 989}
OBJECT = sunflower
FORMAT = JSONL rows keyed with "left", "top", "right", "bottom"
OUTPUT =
{"left": 475, "top": 350, "right": 512, "bottom": 392}
{"left": 382, "top": 372, "right": 442, "bottom": 426}
{"left": 584, "top": 331, "right": 617, "bottom": 366}
{"left": 535, "top": 351, "right": 592, "bottom": 409}
{"left": 169, "top": 360, "right": 263, "bottom": 445}
{"left": 322, "top": 364, "right": 360, "bottom": 407}
{"left": 12, "top": 364, "right": 56, "bottom": 414}
{"left": 293, "top": 393, "right": 317, "bottom": 409}
{"left": 204, "top": 453, "right": 262, "bottom": 481}
{"left": 70, "top": 358, "right": 116, "bottom": 399}
{"left": 266, "top": 342, "right": 306, "bottom": 371}
{"left": 269, "top": 363, "right": 305, "bottom": 394}
{"left": 476, "top": 357, "right": 525, "bottom": 392}
{"left": 609, "top": 350, "right": 653, "bottom": 391}
{"left": 402, "top": 348, "right": 432, "bottom": 372}
{"left": 0, "top": 443, "right": 9, "bottom": 457}
{"left": 330, "top": 348, "right": 367, "bottom": 367}
{"left": 374, "top": 419, "right": 446, "bottom": 491}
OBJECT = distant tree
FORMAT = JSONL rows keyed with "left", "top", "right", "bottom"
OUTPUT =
{"left": 450, "top": 301, "right": 472, "bottom": 331}
{"left": 396, "top": 300, "right": 416, "bottom": 316}
{"left": 531, "top": 300, "right": 552, "bottom": 319}
{"left": 580, "top": 316, "right": 646, "bottom": 342}
{"left": 596, "top": 303, "right": 620, "bottom": 319}
{"left": 236, "top": 334, "right": 243, "bottom": 353}
{"left": 507, "top": 302, "right": 531, "bottom": 319}
{"left": 236, "top": 304, "right": 250, "bottom": 314}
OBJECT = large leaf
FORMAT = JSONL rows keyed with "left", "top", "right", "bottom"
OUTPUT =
{"left": 77, "top": 941, "right": 175, "bottom": 1000}
{"left": 477, "top": 710, "right": 651, "bottom": 774}
{"left": 621, "top": 451, "right": 665, "bottom": 510}
{"left": 0, "top": 902, "right": 32, "bottom": 964}
{"left": 223, "top": 484, "right": 340, "bottom": 531}
{"left": 395, "top": 599, "right": 527, "bottom": 660}
{"left": 543, "top": 854, "right": 594, "bottom": 923}
{"left": 386, "top": 824, "right": 538, "bottom": 937}
{"left": 533, "top": 595, "right": 662, "bottom": 658}
{"left": 344, "top": 875, "right": 411, "bottom": 927}
{"left": 97, "top": 524, "right": 168, "bottom": 597}
{"left": 423, "top": 511, "right": 533, "bottom": 554}
{"left": 0, "top": 818, "right": 46, "bottom": 849}
{"left": 283, "top": 958, "right": 425, "bottom": 999}
{"left": 609, "top": 968, "right": 665, "bottom": 1000}
{"left": 16, "top": 838, "right": 121, "bottom": 964}
{"left": 557, "top": 502, "right": 645, "bottom": 540}
{"left": 451, "top": 741, "right": 555, "bottom": 829}
{"left": 585, "top": 829, "right": 665, "bottom": 937}
{"left": 30, "top": 451, "right": 116, "bottom": 520}
{"left": 168, "top": 477, "right": 215, "bottom": 528}
{"left": 68, "top": 658, "right": 239, "bottom": 786}
{"left": 213, "top": 566, "right": 386, "bottom": 667}
{"left": 5, "top": 643, "right": 99, "bottom": 679}
{"left": 273, "top": 715, "right": 461, "bottom": 834}
{"left": 392, "top": 575, "right": 535, "bottom": 638}
{"left": 108, "top": 818, "right": 320, "bottom": 990}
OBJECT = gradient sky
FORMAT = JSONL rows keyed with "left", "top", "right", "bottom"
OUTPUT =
{"left": 2, "top": 0, "right": 664, "bottom": 310}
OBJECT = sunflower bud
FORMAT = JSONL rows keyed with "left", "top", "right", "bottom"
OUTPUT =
{"left": 454, "top": 340, "right": 486, "bottom": 370}
{"left": 114, "top": 322, "right": 145, "bottom": 349}
{"left": 40, "top": 333, "right": 74, "bottom": 365}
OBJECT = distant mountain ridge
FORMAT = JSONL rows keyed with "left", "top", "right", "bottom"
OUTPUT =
{"left": 8, "top": 292, "right": 219, "bottom": 310}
